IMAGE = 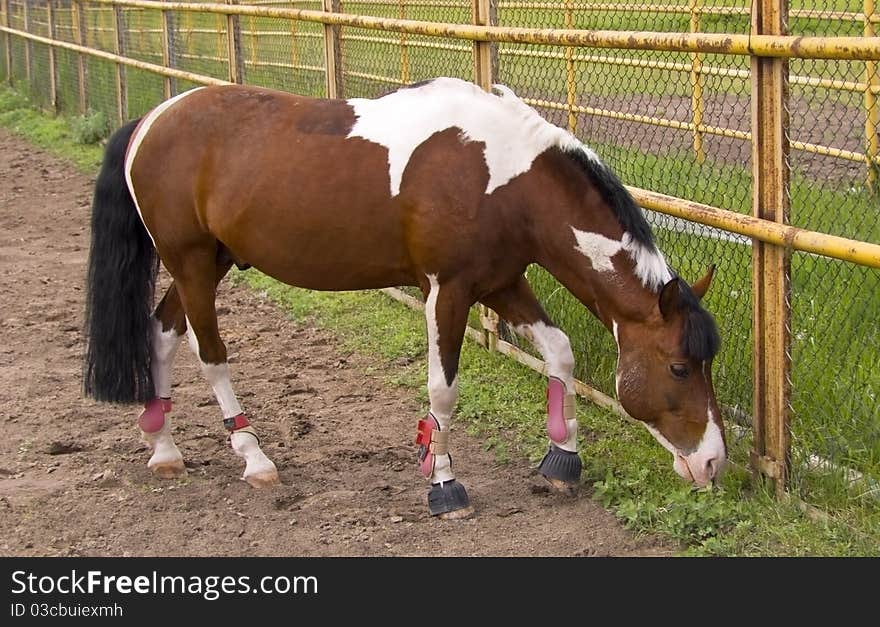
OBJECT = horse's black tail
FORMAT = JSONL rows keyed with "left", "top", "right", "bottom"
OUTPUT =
{"left": 83, "top": 118, "right": 158, "bottom": 404}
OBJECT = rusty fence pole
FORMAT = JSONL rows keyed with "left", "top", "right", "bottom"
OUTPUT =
{"left": 47, "top": 0, "right": 58, "bottom": 111}
{"left": 690, "top": 0, "right": 705, "bottom": 162}
{"left": 226, "top": 0, "right": 243, "bottom": 83}
{"left": 473, "top": 0, "right": 499, "bottom": 352}
{"left": 22, "top": 0, "right": 30, "bottom": 85}
{"left": 563, "top": 0, "right": 576, "bottom": 133}
{"left": 398, "top": 0, "right": 408, "bottom": 84}
{"left": 866, "top": 0, "right": 879, "bottom": 192}
{"left": 160, "top": 0, "right": 176, "bottom": 97}
{"left": 112, "top": 1, "right": 126, "bottom": 125}
{"left": 321, "top": 0, "right": 342, "bottom": 98}
{"left": 72, "top": 0, "right": 86, "bottom": 113}
{"left": 750, "top": 0, "right": 792, "bottom": 496}
{"left": 3, "top": 0, "right": 13, "bottom": 85}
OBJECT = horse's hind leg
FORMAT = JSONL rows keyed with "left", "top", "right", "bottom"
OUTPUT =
{"left": 481, "top": 276, "right": 582, "bottom": 494}
{"left": 137, "top": 284, "right": 187, "bottom": 478}
{"left": 172, "top": 248, "right": 279, "bottom": 488}
{"left": 419, "top": 274, "right": 473, "bottom": 519}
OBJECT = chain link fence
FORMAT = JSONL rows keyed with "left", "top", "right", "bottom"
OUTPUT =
{"left": 1, "top": 0, "right": 877, "bottom": 510}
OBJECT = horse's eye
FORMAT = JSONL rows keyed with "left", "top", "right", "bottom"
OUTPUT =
{"left": 670, "top": 364, "right": 689, "bottom": 379}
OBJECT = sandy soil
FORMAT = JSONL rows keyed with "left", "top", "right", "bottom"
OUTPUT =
{"left": 0, "top": 128, "right": 670, "bottom": 557}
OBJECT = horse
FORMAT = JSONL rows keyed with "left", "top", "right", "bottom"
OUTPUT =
{"left": 83, "top": 77, "right": 725, "bottom": 519}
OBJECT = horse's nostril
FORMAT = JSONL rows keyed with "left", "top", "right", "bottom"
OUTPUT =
{"left": 706, "top": 457, "right": 718, "bottom": 478}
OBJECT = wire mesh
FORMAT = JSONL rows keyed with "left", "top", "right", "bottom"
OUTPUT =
{"left": 242, "top": 2, "right": 325, "bottom": 96}
{"left": 336, "top": 0, "right": 472, "bottom": 98}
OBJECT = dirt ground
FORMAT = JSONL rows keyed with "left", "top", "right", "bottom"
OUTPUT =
{"left": 0, "top": 128, "right": 670, "bottom": 557}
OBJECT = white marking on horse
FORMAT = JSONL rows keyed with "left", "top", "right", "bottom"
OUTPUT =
{"left": 142, "top": 417, "right": 185, "bottom": 473}
{"left": 571, "top": 227, "right": 673, "bottom": 290}
{"left": 612, "top": 319, "right": 622, "bottom": 400}
{"left": 682, "top": 362, "right": 726, "bottom": 484}
{"left": 184, "top": 315, "right": 243, "bottom": 419}
{"left": 642, "top": 363, "right": 725, "bottom": 486}
{"left": 125, "top": 87, "right": 206, "bottom": 246}
{"left": 516, "top": 321, "right": 578, "bottom": 451}
{"left": 571, "top": 229, "right": 622, "bottom": 274}
{"left": 643, "top": 422, "right": 677, "bottom": 456}
{"left": 424, "top": 273, "right": 456, "bottom": 483}
{"left": 347, "top": 77, "right": 588, "bottom": 197}
{"left": 515, "top": 321, "right": 575, "bottom": 391}
{"left": 150, "top": 317, "right": 182, "bottom": 399}
{"left": 623, "top": 233, "right": 673, "bottom": 290}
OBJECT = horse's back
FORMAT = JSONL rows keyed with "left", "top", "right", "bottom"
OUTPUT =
{"left": 128, "top": 85, "right": 420, "bottom": 290}
{"left": 126, "top": 82, "right": 544, "bottom": 292}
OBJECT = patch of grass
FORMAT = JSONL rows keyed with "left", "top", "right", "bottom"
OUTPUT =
{"left": 0, "top": 86, "right": 103, "bottom": 170}
{"left": 69, "top": 110, "right": 110, "bottom": 145}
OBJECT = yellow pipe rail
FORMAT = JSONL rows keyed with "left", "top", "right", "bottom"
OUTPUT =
{"left": 867, "top": 0, "right": 879, "bottom": 190}
{"left": 495, "top": 1, "right": 880, "bottom": 24}
{"left": 342, "top": 33, "right": 468, "bottom": 53}
{"left": 630, "top": 186, "right": 880, "bottom": 269}
{"left": 689, "top": 0, "right": 705, "bottom": 162}
{"left": 84, "top": 0, "right": 880, "bottom": 60}
{"left": 0, "top": 23, "right": 230, "bottom": 85}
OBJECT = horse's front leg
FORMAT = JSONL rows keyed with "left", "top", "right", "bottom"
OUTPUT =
{"left": 481, "top": 276, "right": 582, "bottom": 494}
{"left": 419, "top": 274, "right": 473, "bottom": 519}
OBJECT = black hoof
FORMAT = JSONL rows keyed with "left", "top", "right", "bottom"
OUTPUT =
{"left": 428, "top": 480, "right": 472, "bottom": 518}
{"left": 538, "top": 445, "right": 582, "bottom": 490}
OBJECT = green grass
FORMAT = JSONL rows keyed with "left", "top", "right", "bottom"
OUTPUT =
{"left": 2, "top": 83, "right": 878, "bottom": 555}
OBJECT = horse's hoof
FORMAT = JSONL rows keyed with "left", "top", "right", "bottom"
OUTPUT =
{"left": 428, "top": 480, "right": 472, "bottom": 518}
{"left": 438, "top": 506, "right": 475, "bottom": 520}
{"left": 149, "top": 459, "right": 187, "bottom": 479}
{"left": 542, "top": 476, "right": 579, "bottom": 496}
{"left": 243, "top": 469, "right": 280, "bottom": 489}
{"left": 537, "top": 445, "right": 582, "bottom": 495}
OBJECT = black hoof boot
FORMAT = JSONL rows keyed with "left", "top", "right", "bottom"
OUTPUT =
{"left": 428, "top": 480, "right": 474, "bottom": 519}
{"left": 537, "top": 445, "right": 582, "bottom": 495}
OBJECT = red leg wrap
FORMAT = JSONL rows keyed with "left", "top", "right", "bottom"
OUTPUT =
{"left": 546, "top": 377, "right": 568, "bottom": 443}
{"left": 223, "top": 413, "right": 251, "bottom": 432}
{"left": 138, "top": 398, "right": 171, "bottom": 434}
{"left": 416, "top": 414, "right": 448, "bottom": 478}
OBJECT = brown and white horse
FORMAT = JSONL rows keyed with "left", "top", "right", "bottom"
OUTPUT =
{"left": 84, "top": 77, "right": 725, "bottom": 518}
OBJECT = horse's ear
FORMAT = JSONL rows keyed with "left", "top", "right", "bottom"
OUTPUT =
{"left": 658, "top": 278, "right": 682, "bottom": 319}
{"left": 691, "top": 264, "right": 716, "bottom": 300}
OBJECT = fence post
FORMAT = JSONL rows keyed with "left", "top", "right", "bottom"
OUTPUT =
{"left": 321, "top": 0, "right": 342, "bottom": 98}
{"left": 22, "top": 0, "right": 30, "bottom": 85}
{"left": 160, "top": 0, "right": 176, "bottom": 97}
{"left": 690, "top": 0, "right": 705, "bottom": 163}
{"left": 398, "top": 0, "right": 409, "bottom": 84}
{"left": 3, "top": 0, "right": 13, "bottom": 85}
{"left": 563, "top": 0, "right": 576, "bottom": 133}
{"left": 290, "top": 15, "right": 298, "bottom": 70}
{"left": 866, "top": 0, "right": 879, "bottom": 192}
{"left": 112, "top": 1, "right": 126, "bottom": 125}
{"left": 472, "top": 0, "right": 499, "bottom": 352}
{"left": 750, "top": 0, "right": 791, "bottom": 496}
{"left": 46, "top": 0, "right": 58, "bottom": 111}
{"left": 226, "top": 0, "right": 243, "bottom": 83}
{"left": 72, "top": 0, "right": 86, "bottom": 113}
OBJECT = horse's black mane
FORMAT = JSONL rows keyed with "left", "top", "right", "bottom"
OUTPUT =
{"left": 675, "top": 280, "right": 722, "bottom": 361}
{"left": 563, "top": 147, "right": 655, "bottom": 250}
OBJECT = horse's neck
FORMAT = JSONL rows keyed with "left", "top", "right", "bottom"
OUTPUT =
{"left": 527, "top": 175, "right": 664, "bottom": 331}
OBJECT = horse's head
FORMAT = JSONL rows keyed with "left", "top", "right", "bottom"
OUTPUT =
{"left": 613, "top": 266, "right": 725, "bottom": 486}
